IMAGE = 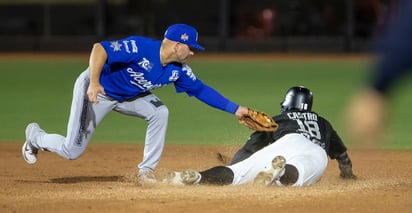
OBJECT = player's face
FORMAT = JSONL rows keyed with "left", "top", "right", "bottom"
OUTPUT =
{"left": 175, "top": 43, "right": 194, "bottom": 63}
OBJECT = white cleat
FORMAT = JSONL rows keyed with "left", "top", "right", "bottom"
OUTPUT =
{"left": 181, "top": 169, "right": 201, "bottom": 184}
{"left": 137, "top": 170, "right": 157, "bottom": 184}
{"left": 163, "top": 172, "right": 185, "bottom": 185}
{"left": 22, "top": 123, "right": 41, "bottom": 164}
{"left": 163, "top": 169, "right": 201, "bottom": 185}
{"left": 254, "top": 155, "right": 286, "bottom": 186}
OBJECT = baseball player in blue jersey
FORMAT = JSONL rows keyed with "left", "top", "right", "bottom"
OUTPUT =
{"left": 22, "top": 23, "right": 250, "bottom": 183}
{"left": 346, "top": 0, "right": 412, "bottom": 148}
{"left": 164, "top": 86, "right": 356, "bottom": 186}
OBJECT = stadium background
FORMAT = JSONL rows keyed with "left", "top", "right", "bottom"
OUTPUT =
{"left": 0, "top": 0, "right": 386, "bottom": 52}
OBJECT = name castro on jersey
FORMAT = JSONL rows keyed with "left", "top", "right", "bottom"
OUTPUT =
{"left": 287, "top": 112, "right": 325, "bottom": 149}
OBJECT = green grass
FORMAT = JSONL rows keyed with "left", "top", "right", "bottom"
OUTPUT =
{"left": 1, "top": 55, "right": 410, "bottom": 149}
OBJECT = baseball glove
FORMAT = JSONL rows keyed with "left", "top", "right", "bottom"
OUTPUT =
{"left": 239, "top": 108, "right": 278, "bottom": 132}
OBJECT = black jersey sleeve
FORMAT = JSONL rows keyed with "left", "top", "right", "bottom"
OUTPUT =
{"left": 322, "top": 118, "right": 347, "bottom": 159}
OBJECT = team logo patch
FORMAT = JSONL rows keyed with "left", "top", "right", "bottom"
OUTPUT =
{"left": 169, "top": 70, "right": 179, "bottom": 81}
{"left": 181, "top": 33, "right": 189, "bottom": 41}
{"left": 138, "top": 57, "right": 153, "bottom": 71}
{"left": 110, "top": 41, "right": 122, "bottom": 52}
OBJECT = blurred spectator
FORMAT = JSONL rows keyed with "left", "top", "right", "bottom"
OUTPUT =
{"left": 346, "top": 0, "right": 412, "bottom": 148}
{"left": 236, "top": 5, "right": 276, "bottom": 38}
{"left": 355, "top": 0, "right": 382, "bottom": 37}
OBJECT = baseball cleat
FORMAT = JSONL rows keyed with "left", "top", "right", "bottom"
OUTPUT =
{"left": 181, "top": 169, "right": 201, "bottom": 185}
{"left": 137, "top": 170, "right": 157, "bottom": 184}
{"left": 162, "top": 169, "right": 201, "bottom": 185}
{"left": 22, "top": 123, "right": 41, "bottom": 164}
{"left": 162, "top": 171, "right": 185, "bottom": 185}
{"left": 254, "top": 155, "right": 286, "bottom": 186}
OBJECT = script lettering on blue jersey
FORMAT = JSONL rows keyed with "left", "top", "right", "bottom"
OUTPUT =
{"left": 126, "top": 67, "right": 162, "bottom": 90}
{"left": 182, "top": 65, "right": 196, "bottom": 81}
{"left": 287, "top": 112, "right": 325, "bottom": 149}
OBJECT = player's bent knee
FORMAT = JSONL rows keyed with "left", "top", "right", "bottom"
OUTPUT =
{"left": 65, "top": 151, "right": 85, "bottom": 160}
{"left": 61, "top": 146, "right": 86, "bottom": 160}
{"left": 67, "top": 153, "right": 83, "bottom": 160}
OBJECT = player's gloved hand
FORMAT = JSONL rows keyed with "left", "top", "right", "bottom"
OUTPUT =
{"left": 339, "top": 164, "right": 357, "bottom": 180}
{"left": 238, "top": 107, "right": 278, "bottom": 132}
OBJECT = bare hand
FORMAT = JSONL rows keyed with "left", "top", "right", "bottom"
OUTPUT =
{"left": 235, "top": 106, "right": 249, "bottom": 119}
{"left": 87, "top": 83, "right": 105, "bottom": 104}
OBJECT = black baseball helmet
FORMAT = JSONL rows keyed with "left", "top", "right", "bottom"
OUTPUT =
{"left": 280, "top": 86, "right": 313, "bottom": 112}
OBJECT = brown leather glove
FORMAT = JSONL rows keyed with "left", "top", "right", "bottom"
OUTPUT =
{"left": 239, "top": 108, "right": 278, "bottom": 132}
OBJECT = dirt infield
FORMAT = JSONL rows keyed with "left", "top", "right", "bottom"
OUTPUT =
{"left": 1, "top": 143, "right": 411, "bottom": 213}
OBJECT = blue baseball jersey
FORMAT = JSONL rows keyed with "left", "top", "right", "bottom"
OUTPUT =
{"left": 99, "top": 36, "right": 239, "bottom": 114}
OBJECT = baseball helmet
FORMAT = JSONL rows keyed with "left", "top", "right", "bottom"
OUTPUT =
{"left": 280, "top": 86, "right": 313, "bottom": 112}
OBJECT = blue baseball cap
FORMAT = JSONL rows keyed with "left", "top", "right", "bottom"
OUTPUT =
{"left": 164, "top": 24, "right": 205, "bottom": 51}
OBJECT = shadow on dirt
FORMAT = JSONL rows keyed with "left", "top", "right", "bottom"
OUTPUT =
{"left": 49, "top": 176, "right": 124, "bottom": 183}
{"left": 16, "top": 176, "right": 124, "bottom": 184}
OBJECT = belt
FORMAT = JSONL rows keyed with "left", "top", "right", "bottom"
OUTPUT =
{"left": 124, "top": 91, "right": 152, "bottom": 102}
